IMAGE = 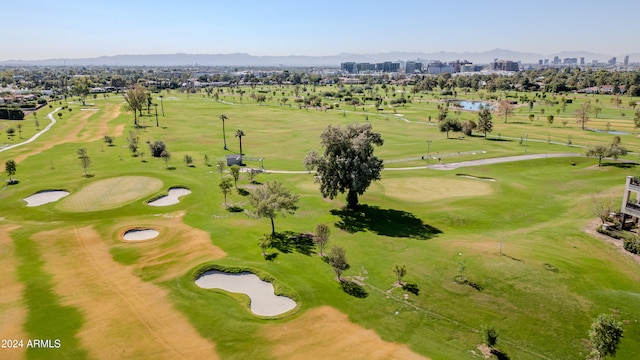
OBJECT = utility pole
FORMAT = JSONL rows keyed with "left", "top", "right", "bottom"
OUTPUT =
{"left": 426, "top": 140, "right": 432, "bottom": 164}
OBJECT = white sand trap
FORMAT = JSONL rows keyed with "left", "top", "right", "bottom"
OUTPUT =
{"left": 123, "top": 228, "right": 159, "bottom": 241}
{"left": 148, "top": 188, "right": 191, "bottom": 207}
{"left": 195, "top": 271, "right": 296, "bottom": 316}
{"left": 24, "top": 190, "right": 70, "bottom": 207}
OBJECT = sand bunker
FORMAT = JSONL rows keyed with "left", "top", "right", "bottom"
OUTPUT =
{"left": 23, "top": 190, "right": 70, "bottom": 207}
{"left": 123, "top": 228, "right": 159, "bottom": 241}
{"left": 195, "top": 271, "right": 296, "bottom": 316}
{"left": 148, "top": 188, "right": 191, "bottom": 207}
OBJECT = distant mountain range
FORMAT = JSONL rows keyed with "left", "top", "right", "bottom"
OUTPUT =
{"left": 1, "top": 49, "right": 637, "bottom": 67}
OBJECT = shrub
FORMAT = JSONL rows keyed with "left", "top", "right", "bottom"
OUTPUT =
{"left": 0, "top": 108, "right": 25, "bottom": 120}
{"left": 149, "top": 140, "right": 166, "bottom": 157}
{"left": 482, "top": 326, "right": 499, "bottom": 347}
{"left": 623, "top": 237, "right": 640, "bottom": 254}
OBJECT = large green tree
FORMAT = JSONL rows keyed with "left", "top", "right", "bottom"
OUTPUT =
{"left": 72, "top": 76, "right": 92, "bottom": 106}
{"left": 123, "top": 84, "right": 148, "bottom": 126}
{"left": 588, "top": 314, "right": 624, "bottom": 359}
{"left": 477, "top": 109, "right": 493, "bottom": 139}
{"left": 308, "top": 123, "right": 384, "bottom": 209}
{"left": 248, "top": 181, "right": 299, "bottom": 235}
{"left": 439, "top": 118, "right": 462, "bottom": 139}
{"left": 585, "top": 136, "right": 628, "bottom": 166}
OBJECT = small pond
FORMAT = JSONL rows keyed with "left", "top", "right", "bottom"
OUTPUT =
{"left": 195, "top": 271, "right": 296, "bottom": 316}
{"left": 148, "top": 188, "right": 191, "bottom": 206}
{"left": 587, "top": 128, "right": 628, "bottom": 135}
{"left": 455, "top": 101, "right": 493, "bottom": 111}
{"left": 23, "top": 190, "right": 70, "bottom": 207}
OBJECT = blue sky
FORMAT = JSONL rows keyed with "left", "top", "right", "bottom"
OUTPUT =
{"left": 3, "top": 0, "right": 638, "bottom": 60}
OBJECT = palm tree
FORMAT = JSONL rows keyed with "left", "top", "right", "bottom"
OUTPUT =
{"left": 235, "top": 129, "right": 246, "bottom": 164}
{"left": 220, "top": 114, "right": 228, "bottom": 149}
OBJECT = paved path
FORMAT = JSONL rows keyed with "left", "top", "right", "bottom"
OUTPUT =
{"left": 262, "top": 153, "right": 583, "bottom": 174}
{"left": 425, "top": 153, "right": 582, "bottom": 170}
{"left": 0, "top": 107, "right": 60, "bottom": 153}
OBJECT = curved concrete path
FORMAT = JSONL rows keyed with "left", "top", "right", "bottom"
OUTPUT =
{"left": 0, "top": 107, "right": 60, "bottom": 153}
{"left": 264, "top": 153, "right": 583, "bottom": 174}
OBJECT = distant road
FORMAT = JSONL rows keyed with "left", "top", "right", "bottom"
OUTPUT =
{"left": 0, "top": 107, "right": 60, "bottom": 153}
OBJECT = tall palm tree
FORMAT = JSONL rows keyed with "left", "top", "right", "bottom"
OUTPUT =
{"left": 220, "top": 114, "right": 228, "bottom": 149}
{"left": 235, "top": 129, "right": 246, "bottom": 164}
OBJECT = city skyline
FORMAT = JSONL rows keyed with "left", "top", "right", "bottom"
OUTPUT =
{"left": 4, "top": 0, "right": 639, "bottom": 61}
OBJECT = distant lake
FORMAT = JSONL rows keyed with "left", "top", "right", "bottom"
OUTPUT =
{"left": 455, "top": 101, "right": 493, "bottom": 111}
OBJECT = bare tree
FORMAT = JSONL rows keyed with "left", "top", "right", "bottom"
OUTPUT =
{"left": 314, "top": 223, "right": 330, "bottom": 256}
{"left": 495, "top": 100, "right": 514, "bottom": 124}
{"left": 77, "top": 147, "right": 91, "bottom": 176}
{"left": 576, "top": 103, "right": 590, "bottom": 130}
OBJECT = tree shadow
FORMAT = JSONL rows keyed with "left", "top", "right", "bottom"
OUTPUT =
{"left": 264, "top": 252, "right": 279, "bottom": 261}
{"left": 330, "top": 205, "right": 441, "bottom": 240}
{"left": 486, "top": 138, "right": 512, "bottom": 142}
{"left": 491, "top": 349, "right": 510, "bottom": 360}
{"left": 602, "top": 162, "right": 638, "bottom": 169}
{"left": 226, "top": 205, "right": 243, "bottom": 213}
{"left": 237, "top": 188, "right": 250, "bottom": 196}
{"left": 269, "top": 231, "right": 315, "bottom": 255}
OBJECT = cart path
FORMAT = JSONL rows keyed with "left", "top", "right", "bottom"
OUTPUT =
{"left": 0, "top": 108, "right": 60, "bottom": 153}
{"left": 263, "top": 153, "right": 583, "bottom": 174}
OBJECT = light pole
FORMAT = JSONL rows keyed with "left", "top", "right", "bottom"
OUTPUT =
{"left": 159, "top": 95, "right": 164, "bottom": 116}
{"left": 426, "top": 140, "right": 432, "bottom": 164}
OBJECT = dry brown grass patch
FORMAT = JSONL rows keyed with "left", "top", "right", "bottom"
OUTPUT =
{"left": 262, "top": 306, "right": 429, "bottom": 360}
{"left": 35, "top": 225, "right": 219, "bottom": 359}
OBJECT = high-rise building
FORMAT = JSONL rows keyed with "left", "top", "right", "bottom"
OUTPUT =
{"left": 624, "top": 55, "right": 629, "bottom": 66}
{"left": 580, "top": 57, "right": 585, "bottom": 65}
{"left": 340, "top": 62, "right": 356, "bottom": 74}
{"left": 491, "top": 59, "right": 519, "bottom": 72}
{"left": 405, "top": 61, "right": 422, "bottom": 74}
{"left": 608, "top": 57, "right": 617, "bottom": 66}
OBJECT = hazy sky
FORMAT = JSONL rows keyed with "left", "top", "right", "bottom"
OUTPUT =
{"left": 3, "top": 0, "right": 637, "bottom": 60}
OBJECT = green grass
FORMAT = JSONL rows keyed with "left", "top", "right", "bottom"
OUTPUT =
{"left": 1, "top": 87, "right": 639, "bottom": 359}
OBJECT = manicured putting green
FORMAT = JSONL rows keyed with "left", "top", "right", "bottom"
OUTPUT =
{"left": 380, "top": 177, "right": 494, "bottom": 202}
{"left": 58, "top": 176, "right": 163, "bottom": 212}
